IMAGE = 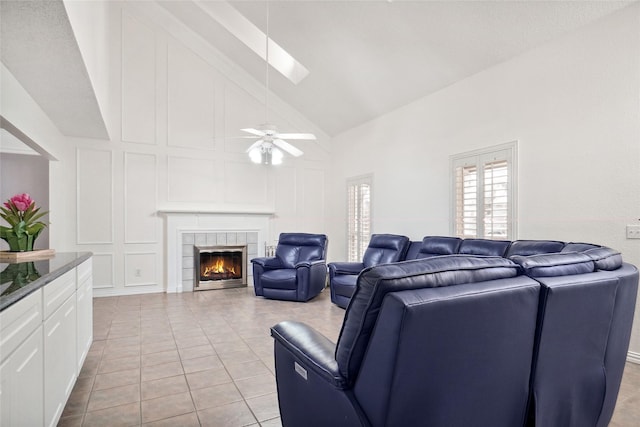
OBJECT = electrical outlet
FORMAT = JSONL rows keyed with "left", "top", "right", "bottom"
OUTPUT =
{"left": 135, "top": 268, "right": 142, "bottom": 277}
{"left": 626, "top": 225, "right": 640, "bottom": 239}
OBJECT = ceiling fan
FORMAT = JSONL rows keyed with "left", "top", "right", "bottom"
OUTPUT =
{"left": 242, "top": 1, "right": 315, "bottom": 165}
{"left": 242, "top": 124, "right": 315, "bottom": 165}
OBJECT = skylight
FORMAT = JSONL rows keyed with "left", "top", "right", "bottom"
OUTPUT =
{"left": 193, "top": 1, "right": 309, "bottom": 85}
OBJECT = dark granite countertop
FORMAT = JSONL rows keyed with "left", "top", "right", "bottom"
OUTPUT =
{"left": 0, "top": 252, "right": 92, "bottom": 312}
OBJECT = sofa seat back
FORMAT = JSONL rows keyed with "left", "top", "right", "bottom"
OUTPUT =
{"left": 505, "top": 239, "right": 565, "bottom": 257}
{"left": 275, "top": 233, "right": 327, "bottom": 268}
{"left": 335, "top": 255, "right": 521, "bottom": 384}
{"left": 509, "top": 251, "right": 639, "bottom": 427}
{"left": 362, "top": 234, "right": 410, "bottom": 268}
{"left": 459, "top": 238, "right": 511, "bottom": 256}
{"left": 405, "top": 236, "right": 462, "bottom": 260}
{"left": 353, "top": 276, "right": 540, "bottom": 427}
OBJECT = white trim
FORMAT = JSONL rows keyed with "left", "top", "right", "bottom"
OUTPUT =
{"left": 627, "top": 351, "right": 640, "bottom": 364}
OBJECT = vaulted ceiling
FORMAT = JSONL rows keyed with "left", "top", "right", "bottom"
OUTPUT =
{"left": 1, "top": 0, "right": 635, "bottom": 140}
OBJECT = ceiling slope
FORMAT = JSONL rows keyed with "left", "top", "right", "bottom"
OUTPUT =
{"left": 0, "top": 0, "right": 109, "bottom": 140}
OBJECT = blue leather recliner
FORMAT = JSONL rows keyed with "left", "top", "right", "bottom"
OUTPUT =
{"left": 251, "top": 233, "right": 328, "bottom": 302}
{"left": 328, "top": 234, "right": 410, "bottom": 308}
{"left": 271, "top": 244, "right": 638, "bottom": 426}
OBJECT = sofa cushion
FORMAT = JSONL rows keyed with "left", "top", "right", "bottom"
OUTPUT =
{"left": 335, "top": 255, "right": 521, "bottom": 384}
{"left": 417, "top": 236, "right": 462, "bottom": 258}
{"left": 511, "top": 252, "right": 595, "bottom": 277}
{"left": 331, "top": 275, "right": 358, "bottom": 298}
{"left": 362, "top": 234, "right": 410, "bottom": 268}
{"left": 505, "top": 240, "right": 565, "bottom": 257}
{"left": 458, "top": 239, "right": 511, "bottom": 257}
{"left": 261, "top": 269, "right": 298, "bottom": 290}
{"left": 561, "top": 242, "right": 600, "bottom": 252}
{"left": 583, "top": 247, "right": 623, "bottom": 271}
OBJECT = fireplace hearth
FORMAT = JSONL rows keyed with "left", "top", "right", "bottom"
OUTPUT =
{"left": 194, "top": 245, "right": 247, "bottom": 290}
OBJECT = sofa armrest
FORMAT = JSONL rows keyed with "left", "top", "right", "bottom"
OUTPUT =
{"left": 271, "top": 321, "right": 347, "bottom": 389}
{"left": 328, "top": 262, "right": 365, "bottom": 275}
{"left": 295, "top": 259, "right": 327, "bottom": 269}
{"left": 251, "top": 257, "right": 281, "bottom": 268}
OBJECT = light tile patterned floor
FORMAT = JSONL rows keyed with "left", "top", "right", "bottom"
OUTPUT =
{"left": 58, "top": 287, "right": 640, "bottom": 426}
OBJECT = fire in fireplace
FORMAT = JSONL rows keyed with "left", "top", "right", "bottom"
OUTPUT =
{"left": 194, "top": 245, "right": 247, "bottom": 291}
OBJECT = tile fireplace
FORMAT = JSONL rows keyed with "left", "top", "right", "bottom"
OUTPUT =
{"left": 194, "top": 245, "right": 247, "bottom": 290}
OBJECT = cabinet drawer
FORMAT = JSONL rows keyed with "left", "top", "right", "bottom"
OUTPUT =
{"left": 0, "top": 289, "right": 43, "bottom": 362}
{"left": 43, "top": 269, "right": 76, "bottom": 319}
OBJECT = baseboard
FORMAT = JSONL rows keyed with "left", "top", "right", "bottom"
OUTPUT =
{"left": 627, "top": 351, "right": 640, "bottom": 364}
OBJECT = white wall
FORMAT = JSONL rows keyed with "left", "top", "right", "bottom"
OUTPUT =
{"left": 6, "top": 1, "right": 329, "bottom": 296}
{"left": 328, "top": 5, "right": 640, "bottom": 355}
{"left": 63, "top": 0, "right": 112, "bottom": 139}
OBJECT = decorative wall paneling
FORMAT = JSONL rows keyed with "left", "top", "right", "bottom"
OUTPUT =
{"left": 76, "top": 148, "right": 113, "bottom": 244}
{"left": 121, "top": 11, "right": 156, "bottom": 144}
{"left": 91, "top": 253, "right": 114, "bottom": 289}
{"left": 124, "top": 252, "right": 158, "bottom": 287}
{"left": 124, "top": 152, "right": 158, "bottom": 243}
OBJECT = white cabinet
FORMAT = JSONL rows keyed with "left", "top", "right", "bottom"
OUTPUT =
{"left": 76, "top": 258, "right": 93, "bottom": 371}
{"left": 0, "top": 256, "right": 92, "bottom": 427}
{"left": 0, "top": 291, "right": 44, "bottom": 427}
{"left": 44, "top": 293, "right": 77, "bottom": 427}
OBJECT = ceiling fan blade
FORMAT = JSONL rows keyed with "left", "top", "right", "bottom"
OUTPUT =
{"left": 246, "top": 140, "right": 264, "bottom": 153}
{"left": 241, "top": 128, "right": 266, "bottom": 137}
{"left": 273, "top": 139, "right": 304, "bottom": 157}
{"left": 276, "top": 133, "right": 316, "bottom": 140}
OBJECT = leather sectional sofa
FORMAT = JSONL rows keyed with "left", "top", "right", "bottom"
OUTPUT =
{"left": 273, "top": 235, "right": 638, "bottom": 426}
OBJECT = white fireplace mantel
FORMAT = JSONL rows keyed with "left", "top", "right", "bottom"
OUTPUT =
{"left": 159, "top": 209, "right": 274, "bottom": 293}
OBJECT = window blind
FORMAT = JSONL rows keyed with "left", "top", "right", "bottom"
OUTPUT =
{"left": 452, "top": 143, "right": 516, "bottom": 240}
{"left": 347, "top": 176, "right": 372, "bottom": 262}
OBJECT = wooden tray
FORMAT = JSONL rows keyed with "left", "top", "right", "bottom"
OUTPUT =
{"left": 0, "top": 249, "right": 56, "bottom": 262}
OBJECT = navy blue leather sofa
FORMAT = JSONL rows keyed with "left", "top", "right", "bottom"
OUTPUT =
{"left": 276, "top": 238, "right": 638, "bottom": 426}
{"left": 251, "top": 233, "right": 328, "bottom": 302}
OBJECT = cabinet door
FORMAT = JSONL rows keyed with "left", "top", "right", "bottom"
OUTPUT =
{"left": 0, "top": 325, "right": 44, "bottom": 426}
{"left": 44, "top": 295, "right": 77, "bottom": 427}
{"left": 76, "top": 268, "right": 93, "bottom": 371}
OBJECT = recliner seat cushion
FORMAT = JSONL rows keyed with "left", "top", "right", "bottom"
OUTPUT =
{"left": 335, "top": 255, "right": 521, "bottom": 383}
{"left": 261, "top": 269, "right": 297, "bottom": 290}
{"left": 331, "top": 275, "right": 358, "bottom": 298}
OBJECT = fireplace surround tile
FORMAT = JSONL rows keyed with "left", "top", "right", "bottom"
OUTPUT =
{"left": 182, "top": 231, "right": 259, "bottom": 292}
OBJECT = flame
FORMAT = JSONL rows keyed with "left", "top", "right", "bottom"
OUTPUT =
{"left": 203, "top": 259, "right": 236, "bottom": 276}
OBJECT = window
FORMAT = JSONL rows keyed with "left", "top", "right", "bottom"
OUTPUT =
{"left": 451, "top": 142, "right": 517, "bottom": 240}
{"left": 347, "top": 175, "right": 372, "bottom": 262}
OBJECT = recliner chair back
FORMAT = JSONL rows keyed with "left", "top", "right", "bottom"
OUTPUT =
{"left": 362, "top": 234, "right": 410, "bottom": 268}
{"left": 276, "top": 233, "right": 327, "bottom": 268}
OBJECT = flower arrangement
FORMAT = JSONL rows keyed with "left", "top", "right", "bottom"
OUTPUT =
{"left": 0, "top": 193, "right": 49, "bottom": 252}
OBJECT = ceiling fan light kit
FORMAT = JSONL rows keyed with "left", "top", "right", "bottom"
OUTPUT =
{"left": 241, "top": 1, "right": 315, "bottom": 166}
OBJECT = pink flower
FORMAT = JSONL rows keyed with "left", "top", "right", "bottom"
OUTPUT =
{"left": 10, "top": 193, "right": 33, "bottom": 212}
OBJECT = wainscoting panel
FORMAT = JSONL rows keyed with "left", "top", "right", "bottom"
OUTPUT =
{"left": 124, "top": 252, "right": 158, "bottom": 287}
{"left": 77, "top": 149, "right": 113, "bottom": 244}
{"left": 223, "top": 84, "right": 265, "bottom": 154}
{"left": 124, "top": 152, "right": 158, "bottom": 243}
{"left": 121, "top": 10, "right": 156, "bottom": 144}
{"left": 223, "top": 160, "right": 268, "bottom": 205}
{"left": 167, "top": 155, "right": 217, "bottom": 202}
{"left": 92, "top": 253, "right": 114, "bottom": 289}
{"left": 303, "top": 168, "right": 325, "bottom": 230}
{"left": 167, "top": 41, "right": 215, "bottom": 150}
{"left": 274, "top": 166, "right": 296, "bottom": 216}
